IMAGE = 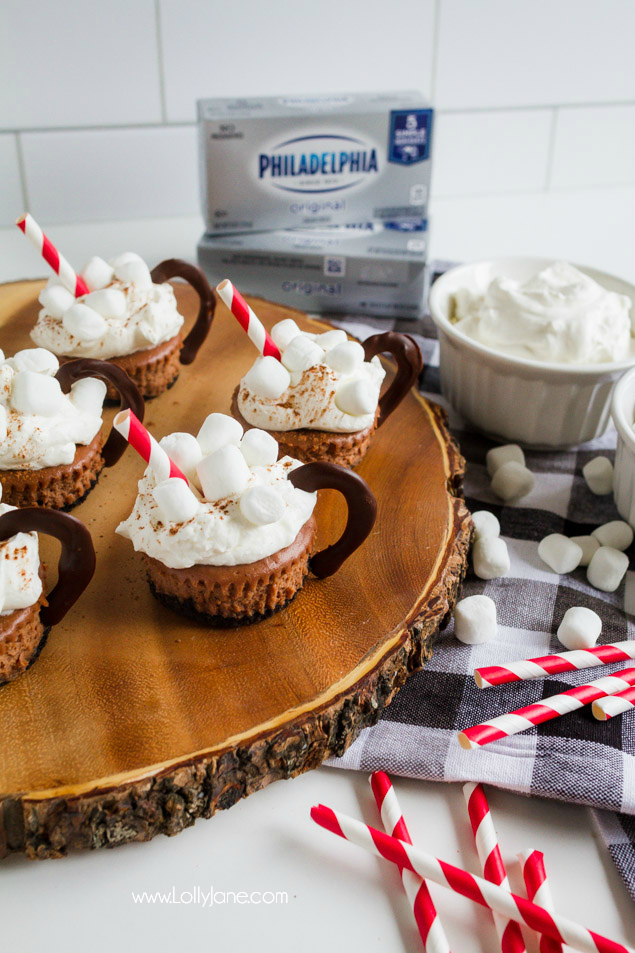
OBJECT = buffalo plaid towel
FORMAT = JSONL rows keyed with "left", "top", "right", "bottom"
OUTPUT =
{"left": 326, "top": 264, "right": 635, "bottom": 903}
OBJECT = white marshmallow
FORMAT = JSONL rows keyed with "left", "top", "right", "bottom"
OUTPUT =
{"left": 570, "top": 535, "right": 600, "bottom": 567}
{"left": 315, "top": 329, "right": 347, "bottom": 349}
{"left": 281, "top": 334, "right": 324, "bottom": 372}
{"left": 490, "top": 461, "right": 535, "bottom": 501}
{"left": 109, "top": 251, "right": 143, "bottom": 269}
{"left": 62, "top": 303, "right": 108, "bottom": 342}
{"left": 38, "top": 284, "right": 75, "bottom": 318}
{"left": 10, "top": 371, "right": 65, "bottom": 417}
{"left": 538, "top": 534, "right": 582, "bottom": 574}
{"left": 486, "top": 443, "right": 525, "bottom": 477}
{"left": 453, "top": 594, "right": 497, "bottom": 645}
{"left": 271, "top": 318, "right": 301, "bottom": 350}
{"left": 335, "top": 378, "right": 378, "bottom": 416}
{"left": 196, "top": 413, "right": 243, "bottom": 456}
{"left": 0, "top": 404, "right": 7, "bottom": 442}
{"left": 69, "top": 377, "right": 107, "bottom": 416}
{"left": 239, "top": 428, "right": 278, "bottom": 467}
{"left": 114, "top": 258, "right": 153, "bottom": 289}
{"left": 152, "top": 478, "right": 199, "bottom": 523}
{"left": 557, "top": 606, "right": 602, "bottom": 651}
{"left": 243, "top": 355, "right": 291, "bottom": 400}
{"left": 0, "top": 364, "right": 14, "bottom": 397}
{"left": 472, "top": 536, "right": 510, "bottom": 579}
{"left": 326, "top": 340, "right": 365, "bottom": 374}
{"left": 582, "top": 456, "right": 614, "bottom": 496}
{"left": 471, "top": 510, "right": 500, "bottom": 541}
{"left": 80, "top": 256, "right": 114, "bottom": 292}
{"left": 592, "top": 520, "right": 634, "bottom": 552}
{"left": 159, "top": 432, "right": 203, "bottom": 479}
{"left": 197, "top": 444, "right": 250, "bottom": 502}
{"left": 11, "top": 348, "right": 59, "bottom": 376}
{"left": 46, "top": 275, "right": 63, "bottom": 289}
{"left": 239, "top": 485, "right": 286, "bottom": 526}
{"left": 587, "top": 546, "right": 629, "bottom": 592}
{"left": 85, "top": 288, "right": 127, "bottom": 320}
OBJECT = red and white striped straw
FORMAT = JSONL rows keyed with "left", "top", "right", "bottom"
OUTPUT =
{"left": 518, "top": 850, "right": 563, "bottom": 953}
{"left": 474, "top": 641, "right": 635, "bottom": 689}
{"left": 463, "top": 783, "right": 526, "bottom": 953}
{"left": 459, "top": 667, "right": 635, "bottom": 749}
{"left": 216, "top": 279, "right": 282, "bottom": 361}
{"left": 310, "top": 804, "right": 633, "bottom": 953}
{"left": 592, "top": 685, "right": 635, "bottom": 721}
{"left": 370, "top": 772, "right": 450, "bottom": 953}
{"left": 113, "top": 409, "right": 188, "bottom": 484}
{"left": 16, "top": 213, "right": 89, "bottom": 297}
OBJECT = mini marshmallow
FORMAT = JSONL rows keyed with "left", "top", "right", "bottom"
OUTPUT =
{"left": 80, "top": 256, "right": 114, "bottom": 292}
{"left": 582, "top": 456, "right": 614, "bottom": 496}
{"left": 152, "top": 478, "right": 199, "bottom": 523}
{"left": 0, "top": 364, "right": 14, "bottom": 397}
{"left": 62, "top": 303, "right": 108, "bottom": 342}
{"left": 114, "top": 258, "right": 153, "bottom": 289}
{"left": 239, "top": 485, "right": 286, "bottom": 526}
{"left": 239, "top": 428, "right": 278, "bottom": 467}
{"left": 69, "top": 377, "right": 107, "bottom": 416}
{"left": 557, "top": 606, "right": 602, "bottom": 651}
{"left": 570, "top": 535, "right": 600, "bottom": 567}
{"left": 38, "top": 284, "right": 75, "bottom": 318}
{"left": 587, "top": 546, "right": 629, "bottom": 593}
{"left": 335, "top": 378, "right": 378, "bottom": 417}
{"left": 592, "top": 520, "right": 634, "bottom": 552}
{"left": 0, "top": 404, "right": 7, "bottom": 442}
{"left": 490, "top": 461, "right": 535, "bottom": 501}
{"left": 243, "top": 356, "right": 291, "bottom": 400}
{"left": 11, "top": 348, "right": 59, "bottom": 376}
{"left": 315, "top": 329, "right": 347, "bottom": 349}
{"left": 486, "top": 443, "right": 525, "bottom": 477}
{"left": 326, "top": 340, "right": 365, "bottom": 374}
{"left": 10, "top": 371, "right": 65, "bottom": 417}
{"left": 197, "top": 444, "right": 250, "bottom": 502}
{"left": 196, "top": 413, "right": 243, "bottom": 456}
{"left": 271, "top": 318, "right": 301, "bottom": 350}
{"left": 538, "top": 534, "right": 582, "bottom": 574}
{"left": 159, "top": 432, "right": 203, "bottom": 478}
{"left": 453, "top": 594, "right": 497, "bottom": 645}
{"left": 471, "top": 510, "right": 500, "bottom": 541}
{"left": 281, "top": 334, "right": 324, "bottom": 372}
{"left": 85, "top": 288, "right": 127, "bottom": 320}
{"left": 472, "top": 536, "right": 510, "bottom": 580}
{"left": 109, "top": 251, "right": 143, "bottom": 269}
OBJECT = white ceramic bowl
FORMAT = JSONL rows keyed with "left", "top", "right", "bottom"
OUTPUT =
{"left": 611, "top": 366, "right": 635, "bottom": 526}
{"left": 428, "top": 257, "right": 635, "bottom": 448}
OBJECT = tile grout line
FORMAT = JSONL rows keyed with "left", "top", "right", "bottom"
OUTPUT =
{"left": 14, "top": 132, "right": 30, "bottom": 213}
{"left": 154, "top": 0, "right": 168, "bottom": 123}
{"left": 429, "top": 0, "right": 442, "bottom": 102}
{"left": 543, "top": 107, "right": 559, "bottom": 191}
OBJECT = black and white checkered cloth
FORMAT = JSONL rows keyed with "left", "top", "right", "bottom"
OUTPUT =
{"left": 327, "top": 269, "right": 635, "bottom": 903}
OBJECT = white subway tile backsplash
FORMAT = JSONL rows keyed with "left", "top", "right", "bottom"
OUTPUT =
{"left": 432, "top": 110, "right": 552, "bottom": 197}
{"left": 21, "top": 127, "right": 199, "bottom": 225}
{"left": 1, "top": 0, "right": 161, "bottom": 129}
{"left": 550, "top": 105, "right": 635, "bottom": 189}
{"left": 158, "top": 0, "right": 436, "bottom": 122}
{"left": 434, "top": 0, "right": 635, "bottom": 110}
{"left": 0, "top": 134, "right": 23, "bottom": 225}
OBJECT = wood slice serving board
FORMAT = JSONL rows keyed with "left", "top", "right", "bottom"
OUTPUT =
{"left": 0, "top": 280, "right": 471, "bottom": 859}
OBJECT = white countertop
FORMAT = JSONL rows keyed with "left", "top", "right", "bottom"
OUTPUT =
{"left": 1, "top": 196, "right": 634, "bottom": 952}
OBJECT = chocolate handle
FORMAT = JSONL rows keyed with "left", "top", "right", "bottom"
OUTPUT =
{"left": 56, "top": 359, "right": 145, "bottom": 467}
{"left": 150, "top": 259, "right": 216, "bottom": 365}
{"left": 289, "top": 462, "right": 377, "bottom": 579}
{"left": 363, "top": 332, "right": 423, "bottom": 426}
{"left": 0, "top": 508, "right": 96, "bottom": 626}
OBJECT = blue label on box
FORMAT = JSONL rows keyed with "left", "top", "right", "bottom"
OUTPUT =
{"left": 388, "top": 109, "right": 433, "bottom": 165}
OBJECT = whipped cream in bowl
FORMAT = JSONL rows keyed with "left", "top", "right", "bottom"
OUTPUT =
{"left": 0, "top": 491, "right": 42, "bottom": 616}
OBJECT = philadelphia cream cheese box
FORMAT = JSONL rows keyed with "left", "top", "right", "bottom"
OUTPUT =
{"left": 198, "top": 92, "right": 434, "bottom": 232}
{"left": 197, "top": 221, "right": 427, "bottom": 318}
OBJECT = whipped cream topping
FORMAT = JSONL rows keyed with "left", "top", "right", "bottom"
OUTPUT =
{"left": 238, "top": 320, "right": 385, "bottom": 432}
{"left": 116, "top": 414, "right": 317, "bottom": 569}
{"left": 0, "top": 348, "right": 105, "bottom": 470}
{"left": 0, "top": 491, "right": 42, "bottom": 616}
{"left": 31, "top": 252, "right": 184, "bottom": 360}
{"left": 450, "top": 261, "right": 634, "bottom": 365}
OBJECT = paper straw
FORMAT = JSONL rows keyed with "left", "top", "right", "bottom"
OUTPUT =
{"left": 16, "top": 213, "right": 89, "bottom": 297}
{"left": 216, "top": 279, "right": 282, "bottom": 360}
{"left": 370, "top": 772, "right": 450, "bottom": 953}
{"left": 592, "top": 685, "right": 635, "bottom": 721}
{"left": 474, "top": 642, "right": 635, "bottom": 689}
{"left": 113, "top": 409, "right": 188, "bottom": 484}
{"left": 310, "top": 804, "right": 633, "bottom": 953}
{"left": 518, "top": 850, "right": 563, "bottom": 953}
{"left": 459, "top": 667, "right": 635, "bottom": 749}
{"left": 463, "top": 783, "right": 526, "bottom": 953}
